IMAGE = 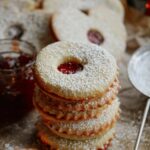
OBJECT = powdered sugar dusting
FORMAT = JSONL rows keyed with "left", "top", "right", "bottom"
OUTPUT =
{"left": 36, "top": 41, "right": 117, "bottom": 99}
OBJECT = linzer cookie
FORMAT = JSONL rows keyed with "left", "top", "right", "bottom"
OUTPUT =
{"left": 51, "top": 8, "right": 126, "bottom": 60}
{"left": 34, "top": 42, "right": 118, "bottom": 100}
{"left": 33, "top": 41, "right": 120, "bottom": 149}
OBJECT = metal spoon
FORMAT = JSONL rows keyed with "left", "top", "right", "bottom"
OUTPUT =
{"left": 128, "top": 45, "right": 150, "bottom": 150}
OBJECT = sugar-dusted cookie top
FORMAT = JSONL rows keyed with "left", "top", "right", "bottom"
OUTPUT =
{"left": 35, "top": 41, "right": 118, "bottom": 100}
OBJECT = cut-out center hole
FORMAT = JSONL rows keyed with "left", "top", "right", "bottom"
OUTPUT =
{"left": 58, "top": 61, "right": 83, "bottom": 74}
{"left": 87, "top": 29, "right": 104, "bottom": 45}
{"left": 6, "top": 24, "right": 24, "bottom": 40}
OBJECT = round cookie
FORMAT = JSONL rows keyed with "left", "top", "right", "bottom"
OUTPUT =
{"left": 34, "top": 41, "right": 118, "bottom": 100}
{"left": 37, "top": 122, "right": 115, "bottom": 150}
{"left": 41, "top": 98, "right": 120, "bottom": 140}
{"left": 43, "top": 0, "right": 124, "bottom": 20}
{"left": 0, "top": 8, "right": 51, "bottom": 51}
{"left": 51, "top": 8, "right": 126, "bottom": 60}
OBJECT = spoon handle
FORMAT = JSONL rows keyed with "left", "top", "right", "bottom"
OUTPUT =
{"left": 134, "top": 98, "right": 150, "bottom": 150}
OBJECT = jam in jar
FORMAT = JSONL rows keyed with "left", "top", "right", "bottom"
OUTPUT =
{"left": 0, "top": 40, "right": 36, "bottom": 121}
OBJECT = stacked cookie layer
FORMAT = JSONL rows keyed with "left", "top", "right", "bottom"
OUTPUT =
{"left": 33, "top": 41, "right": 120, "bottom": 150}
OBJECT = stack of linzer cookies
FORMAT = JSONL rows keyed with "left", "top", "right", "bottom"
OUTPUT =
{"left": 0, "top": 0, "right": 126, "bottom": 149}
{"left": 33, "top": 41, "right": 120, "bottom": 150}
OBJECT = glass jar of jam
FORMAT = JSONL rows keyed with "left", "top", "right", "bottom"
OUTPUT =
{"left": 0, "top": 39, "right": 36, "bottom": 120}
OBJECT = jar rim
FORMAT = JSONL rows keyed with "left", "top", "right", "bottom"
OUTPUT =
{"left": 0, "top": 39, "right": 37, "bottom": 72}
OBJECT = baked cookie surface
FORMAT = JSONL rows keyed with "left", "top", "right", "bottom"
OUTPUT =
{"left": 34, "top": 41, "right": 118, "bottom": 100}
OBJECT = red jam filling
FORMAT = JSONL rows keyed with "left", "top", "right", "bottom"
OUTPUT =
{"left": 0, "top": 52, "right": 33, "bottom": 70}
{"left": 58, "top": 61, "right": 83, "bottom": 74}
{"left": 88, "top": 29, "right": 104, "bottom": 45}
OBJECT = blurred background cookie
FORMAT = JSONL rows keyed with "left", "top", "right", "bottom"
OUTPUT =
{"left": 0, "top": 8, "right": 51, "bottom": 51}
{"left": 51, "top": 8, "right": 126, "bottom": 60}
